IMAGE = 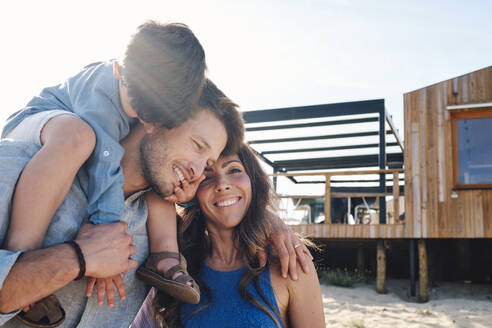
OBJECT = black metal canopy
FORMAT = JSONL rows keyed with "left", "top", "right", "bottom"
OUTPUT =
{"left": 242, "top": 99, "right": 404, "bottom": 223}
{"left": 243, "top": 99, "right": 403, "bottom": 172}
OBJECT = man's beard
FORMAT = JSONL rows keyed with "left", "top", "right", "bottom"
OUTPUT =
{"left": 139, "top": 134, "right": 174, "bottom": 198}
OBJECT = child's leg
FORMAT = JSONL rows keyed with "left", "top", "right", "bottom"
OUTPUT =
{"left": 145, "top": 191, "right": 191, "bottom": 285}
{"left": 4, "top": 114, "right": 96, "bottom": 251}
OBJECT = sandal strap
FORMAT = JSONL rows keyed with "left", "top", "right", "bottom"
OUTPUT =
{"left": 22, "top": 295, "right": 64, "bottom": 324}
{"left": 163, "top": 263, "right": 186, "bottom": 280}
{"left": 145, "top": 251, "right": 181, "bottom": 270}
{"left": 173, "top": 273, "right": 195, "bottom": 286}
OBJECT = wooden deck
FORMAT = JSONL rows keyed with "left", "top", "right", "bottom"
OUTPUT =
{"left": 272, "top": 169, "right": 405, "bottom": 239}
{"left": 291, "top": 223, "right": 405, "bottom": 239}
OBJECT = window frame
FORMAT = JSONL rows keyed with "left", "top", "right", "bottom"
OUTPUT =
{"left": 451, "top": 107, "right": 492, "bottom": 189}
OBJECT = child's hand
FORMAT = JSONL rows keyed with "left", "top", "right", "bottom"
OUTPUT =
{"left": 164, "top": 175, "right": 205, "bottom": 203}
{"left": 86, "top": 274, "right": 126, "bottom": 308}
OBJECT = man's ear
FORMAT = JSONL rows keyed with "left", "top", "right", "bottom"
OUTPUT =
{"left": 113, "top": 61, "right": 121, "bottom": 80}
{"left": 140, "top": 120, "right": 156, "bottom": 134}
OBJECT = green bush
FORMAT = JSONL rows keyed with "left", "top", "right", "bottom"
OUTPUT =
{"left": 318, "top": 268, "right": 366, "bottom": 288}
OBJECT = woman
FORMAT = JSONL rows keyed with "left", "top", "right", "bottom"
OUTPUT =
{"left": 149, "top": 144, "right": 325, "bottom": 327}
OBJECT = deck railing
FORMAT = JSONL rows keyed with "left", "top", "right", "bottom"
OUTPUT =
{"left": 270, "top": 168, "right": 404, "bottom": 225}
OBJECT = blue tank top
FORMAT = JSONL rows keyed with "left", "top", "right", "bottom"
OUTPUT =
{"left": 180, "top": 264, "right": 283, "bottom": 327}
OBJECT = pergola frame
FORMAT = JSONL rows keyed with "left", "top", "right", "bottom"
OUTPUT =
{"left": 243, "top": 99, "right": 404, "bottom": 224}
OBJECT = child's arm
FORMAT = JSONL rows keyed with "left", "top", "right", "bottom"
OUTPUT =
{"left": 146, "top": 191, "right": 178, "bottom": 254}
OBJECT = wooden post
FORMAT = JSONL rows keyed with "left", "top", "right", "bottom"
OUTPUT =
{"left": 418, "top": 239, "right": 429, "bottom": 302}
{"left": 393, "top": 172, "right": 400, "bottom": 223}
{"left": 376, "top": 240, "right": 387, "bottom": 293}
{"left": 324, "top": 174, "right": 331, "bottom": 224}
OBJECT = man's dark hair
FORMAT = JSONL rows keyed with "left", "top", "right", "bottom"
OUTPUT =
{"left": 197, "top": 79, "right": 244, "bottom": 156}
{"left": 123, "top": 21, "right": 206, "bottom": 128}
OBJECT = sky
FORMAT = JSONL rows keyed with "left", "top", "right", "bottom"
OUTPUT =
{"left": 1, "top": 0, "right": 491, "bottom": 132}
{"left": 0, "top": 0, "right": 490, "bottom": 197}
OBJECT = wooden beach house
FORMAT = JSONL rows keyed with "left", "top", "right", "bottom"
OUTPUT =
{"left": 242, "top": 65, "right": 492, "bottom": 301}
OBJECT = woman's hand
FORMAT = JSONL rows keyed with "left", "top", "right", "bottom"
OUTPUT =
{"left": 85, "top": 274, "right": 126, "bottom": 307}
{"left": 258, "top": 212, "right": 313, "bottom": 280}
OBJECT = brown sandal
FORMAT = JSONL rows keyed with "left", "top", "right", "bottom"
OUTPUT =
{"left": 136, "top": 251, "right": 200, "bottom": 304}
{"left": 16, "top": 294, "right": 65, "bottom": 328}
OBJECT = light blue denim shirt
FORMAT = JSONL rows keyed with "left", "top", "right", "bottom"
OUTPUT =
{"left": 0, "top": 140, "right": 149, "bottom": 327}
{"left": 1, "top": 60, "right": 138, "bottom": 224}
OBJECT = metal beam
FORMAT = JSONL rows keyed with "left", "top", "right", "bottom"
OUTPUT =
{"left": 248, "top": 130, "right": 393, "bottom": 145}
{"left": 273, "top": 153, "right": 403, "bottom": 171}
{"left": 296, "top": 178, "right": 405, "bottom": 184}
{"left": 243, "top": 99, "right": 385, "bottom": 123}
{"left": 379, "top": 107, "right": 387, "bottom": 224}
{"left": 246, "top": 117, "right": 378, "bottom": 132}
{"left": 252, "top": 149, "right": 298, "bottom": 185}
{"left": 261, "top": 142, "right": 399, "bottom": 155}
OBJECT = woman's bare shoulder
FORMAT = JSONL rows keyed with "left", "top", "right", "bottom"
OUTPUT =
{"left": 270, "top": 258, "right": 325, "bottom": 327}
{"left": 269, "top": 258, "right": 319, "bottom": 290}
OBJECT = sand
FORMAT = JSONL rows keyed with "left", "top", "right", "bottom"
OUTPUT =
{"left": 321, "top": 280, "right": 492, "bottom": 328}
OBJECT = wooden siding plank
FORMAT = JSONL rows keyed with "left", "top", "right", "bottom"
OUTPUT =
{"left": 404, "top": 93, "right": 414, "bottom": 238}
{"left": 483, "top": 190, "right": 492, "bottom": 237}
{"left": 474, "top": 191, "right": 484, "bottom": 237}
{"left": 425, "top": 85, "right": 439, "bottom": 238}
{"left": 419, "top": 88, "right": 428, "bottom": 238}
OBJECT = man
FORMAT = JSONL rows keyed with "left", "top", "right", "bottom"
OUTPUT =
{"left": 0, "top": 81, "right": 310, "bottom": 327}
{"left": 0, "top": 79, "right": 244, "bottom": 327}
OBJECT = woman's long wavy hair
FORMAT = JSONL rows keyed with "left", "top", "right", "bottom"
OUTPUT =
{"left": 152, "top": 144, "right": 282, "bottom": 328}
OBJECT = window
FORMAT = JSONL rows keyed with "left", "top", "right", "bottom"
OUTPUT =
{"left": 452, "top": 108, "right": 492, "bottom": 188}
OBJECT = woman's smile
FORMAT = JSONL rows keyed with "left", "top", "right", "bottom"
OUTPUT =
{"left": 214, "top": 196, "right": 242, "bottom": 208}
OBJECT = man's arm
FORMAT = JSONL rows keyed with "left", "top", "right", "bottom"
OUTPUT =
{"left": 257, "top": 211, "right": 313, "bottom": 280}
{"left": 0, "top": 222, "right": 137, "bottom": 313}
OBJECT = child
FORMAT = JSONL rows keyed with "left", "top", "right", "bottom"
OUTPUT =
{"left": 2, "top": 21, "right": 206, "bottom": 327}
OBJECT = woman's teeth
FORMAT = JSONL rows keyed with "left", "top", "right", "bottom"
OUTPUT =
{"left": 173, "top": 165, "right": 184, "bottom": 182}
{"left": 216, "top": 198, "right": 238, "bottom": 207}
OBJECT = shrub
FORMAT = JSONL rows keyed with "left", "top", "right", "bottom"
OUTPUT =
{"left": 318, "top": 268, "right": 366, "bottom": 287}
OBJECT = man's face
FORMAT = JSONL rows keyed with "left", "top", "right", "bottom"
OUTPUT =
{"left": 139, "top": 110, "right": 227, "bottom": 197}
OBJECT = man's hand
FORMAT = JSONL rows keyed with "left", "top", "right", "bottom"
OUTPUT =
{"left": 258, "top": 213, "right": 313, "bottom": 280}
{"left": 164, "top": 175, "right": 205, "bottom": 204}
{"left": 86, "top": 275, "right": 126, "bottom": 308}
{"left": 75, "top": 222, "right": 137, "bottom": 278}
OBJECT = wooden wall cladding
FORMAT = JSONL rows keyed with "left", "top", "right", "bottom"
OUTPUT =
{"left": 404, "top": 66, "right": 492, "bottom": 238}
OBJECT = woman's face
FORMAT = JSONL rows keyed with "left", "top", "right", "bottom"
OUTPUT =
{"left": 197, "top": 154, "right": 252, "bottom": 230}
